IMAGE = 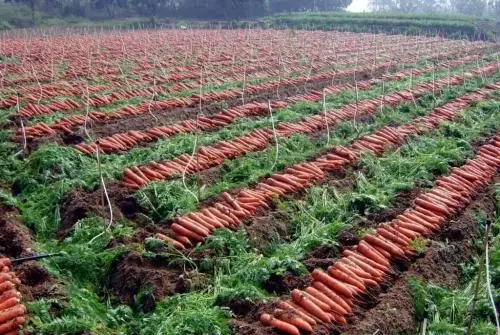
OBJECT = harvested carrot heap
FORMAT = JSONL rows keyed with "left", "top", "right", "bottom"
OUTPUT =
{"left": 0, "top": 257, "right": 26, "bottom": 335}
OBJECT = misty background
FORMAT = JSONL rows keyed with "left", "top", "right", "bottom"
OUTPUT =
{"left": 0, "top": 0, "right": 498, "bottom": 27}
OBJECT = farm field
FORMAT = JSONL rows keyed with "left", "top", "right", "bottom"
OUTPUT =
{"left": 0, "top": 28, "right": 499, "bottom": 335}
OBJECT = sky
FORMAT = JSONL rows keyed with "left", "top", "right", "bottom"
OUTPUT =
{"left": 346, "top": 0, "right": 370, "bottom": 12}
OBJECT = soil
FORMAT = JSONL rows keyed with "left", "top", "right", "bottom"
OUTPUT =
{"left": 0, "top": 204, "right": 60, "bottom": 301}
{"left": 57, "top": 184, "right": 142, "bottom": 238}
{"left": 107, "top": 251, "right": 188, "bottom": 312}
{"left": 341, "top": 176, "right": 498, "bottom": 335}
{"left": 262, "top": 273, "right": 312, "bottom": 296}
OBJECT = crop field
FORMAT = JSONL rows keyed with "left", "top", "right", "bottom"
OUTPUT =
{"left": 0, "top": 28, "right": 499, "bottom": 335}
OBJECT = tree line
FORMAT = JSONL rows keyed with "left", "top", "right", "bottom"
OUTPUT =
{"left": 370, "top": 0, "right": 500, "bottom": 18}
{"left": 3, "top": 0, "right": 353, "bottom": 24}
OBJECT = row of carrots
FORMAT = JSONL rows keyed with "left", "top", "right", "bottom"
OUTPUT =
{"left": 260, "top": 134, "right": 500, "bottom": 334}
{"left": 1, "top": 31, "right": 442, "bottom": 88}
{"left": 0, "top": 258, "right": 26, "bottom": 335}
{"left": 76, "top": 53, "right": 479, "bottom": 157}
{"left": 16, "top": 56, "right": 401, "bottom": 140}
{"left": 152, "top": 81, "right": 499, "bottom": 250}
{"left": 76, "top": 74, "right": 375, "bottom": 156}
{"left": 2, "top": 35, "right": 463, "bottom": 112}
{"left": 15, "top": 45, "right": 472, "bottom": 140}
{"left": 10, "top": 38, "right": 394, "bottom": 118}
{"left": 119, "top": 63, "right": 497, "bottom": 190}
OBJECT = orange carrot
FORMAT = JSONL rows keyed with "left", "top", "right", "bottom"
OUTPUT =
{"left": 291, "top": 289, "right": 331, "bottom": 323}
{"left": 170, "top": 223, "right": 204, "bottom": 242}
{"left": 311, "top": 281, "right": 352, "bottom": 313}
{"left": 278, "top": 301, "right": 317, "bottom": 326}
{"left": 0, "top": 282, "right": 14, "bottom": 295}
{"left": 311, "top": 270, "right": 354, "bottom": 299}
{"left": 358, "top": 241, "right": 390, "bottom": 267}
{"left": 178, "top": 218, "right": 210, "bottom": 237}
{"left": 0, "top": 297, "right": 20, "bottom": 310}
{"left": 363, "top": 235, "right": 405, "bottom": 258}
{"left": 327, "top": 267, "right": 365, "bottom": 291}
{"left": 274, "top": 309, "right": 314, "bottom": 333}
{"left": 0, "top": 316, "right": 25, "bottom": 334}
{"left": 414, "top": 198, "right": 450, "bottom": 216}
{"left": 342, "top": 249, "right": 389, "bottom": 273}
{"left": 260, "top": 313, "right": 300, "bottom": 335}
{"left": 305, "top": 287, "right": 349, "bottom": 315}
{"left": 0, "top": 305, "right": 26, "bottom": 324}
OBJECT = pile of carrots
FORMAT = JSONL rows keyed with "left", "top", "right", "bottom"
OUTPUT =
{"left": 260, "top": 135, "right": 500, "bottom": 334}
{"left": 0, "top": 258, "right": 26, "bottom": 335}
{"left": 119, "top": 65, "right": 498, "bottom": 190}
{"left": 152, "top": 81, "right": 499, "bottom": 250}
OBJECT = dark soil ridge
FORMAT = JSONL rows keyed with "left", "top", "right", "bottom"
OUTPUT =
{"left": 0, "top": 204, "right": 60, "bottom": 301}
{"left": 228, "top": 174, "right": 498, "bottom": 335}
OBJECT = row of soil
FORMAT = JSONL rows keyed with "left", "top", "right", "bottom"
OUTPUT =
{"left": 0, "top": 204, "right": 57, "bottom": 302}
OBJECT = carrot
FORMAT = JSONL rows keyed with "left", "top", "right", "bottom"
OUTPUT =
{"left": 395, "top": 219, "right": 429, "bottom": 235}
{"left": 327, "top": 267, "right": 365, "bottom": 291}
{"left": 0, "top": 316, "right": 25, "bottom": 334}
{"left": 278, "top": 301, "right": 317, "bottom": 326}
{"left": 414, "top": 198, "right": 451, "bottom": 216}
{"left": 311, "top": 270, "right": 354, "bottom": 299}
{"left": 335, "top": 262, "right": 379, "bottom": 287}
{"left": 342, "top": 249, "right": 389, "bottom": 273}
{"left": 274, "top": 309, "right": 314, "bottom": 333}
{"left": 301, "top": 290, "right": 332, "bottom": 313}
{"left": 305, "top": 287, "right": 349, "bottom": 315}
{"left": 196, "top": 211, "right": 224, "bottom": 229}
{"left": 311, "top": 281, "right": 352, "bottom": 313}
{"left": 291, "top": 289, "right": 331, "bottom": 323}
{"left": 358, "top": 241, "right": 390, "bottom": 267}
{"left": 363, "top": 235, "right": 405, "bottom": 258}
{"left": 260, "top": 313, "right": 300, "bottom": 335}
{"left": 170, "top": 223, "right": 204, "bottom": 242}
{"left": 0, "top": 297, "right": 20, "bottom": 310}
{"left": 377, "top": 227, "right": 409, "bottom": 247}
{"left": 178, "top": 218, "right": 210, "bottom": 237}
{"left": 393, "top": 224, "right": 422, "bottom": 239}
{"left": 207, "top": 207, "right": 234, "bottom": 227}
{"left": 0, "top": 259, "right": 10, "bottom": 269}
{"left": 0, "top": 305, "right": 26, "bottom": 324}
{"left": 154, "top": 233, "right": 185, "bottom": 250}
{"left": 0, "top": 290, "right": 21, "bottom": 304}
{"left": 187, "top": 213, "right": 216, "bottom": 231}
{"left": 0, "top": 282, "right": 14, "bottom": 295}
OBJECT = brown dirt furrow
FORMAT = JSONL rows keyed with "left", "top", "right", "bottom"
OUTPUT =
{"left": 0, "top": 204, "right": 60, "bottom": 301}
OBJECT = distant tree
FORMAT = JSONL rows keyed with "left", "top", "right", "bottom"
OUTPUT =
{"left": 5, "top": 0, "right": 38, "bottom": 24}
{"left": 370, "top": 0, "right": 445, "bottom": 12}
{"left": 450, "top": 0, "right": 486, "bottom": 16}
